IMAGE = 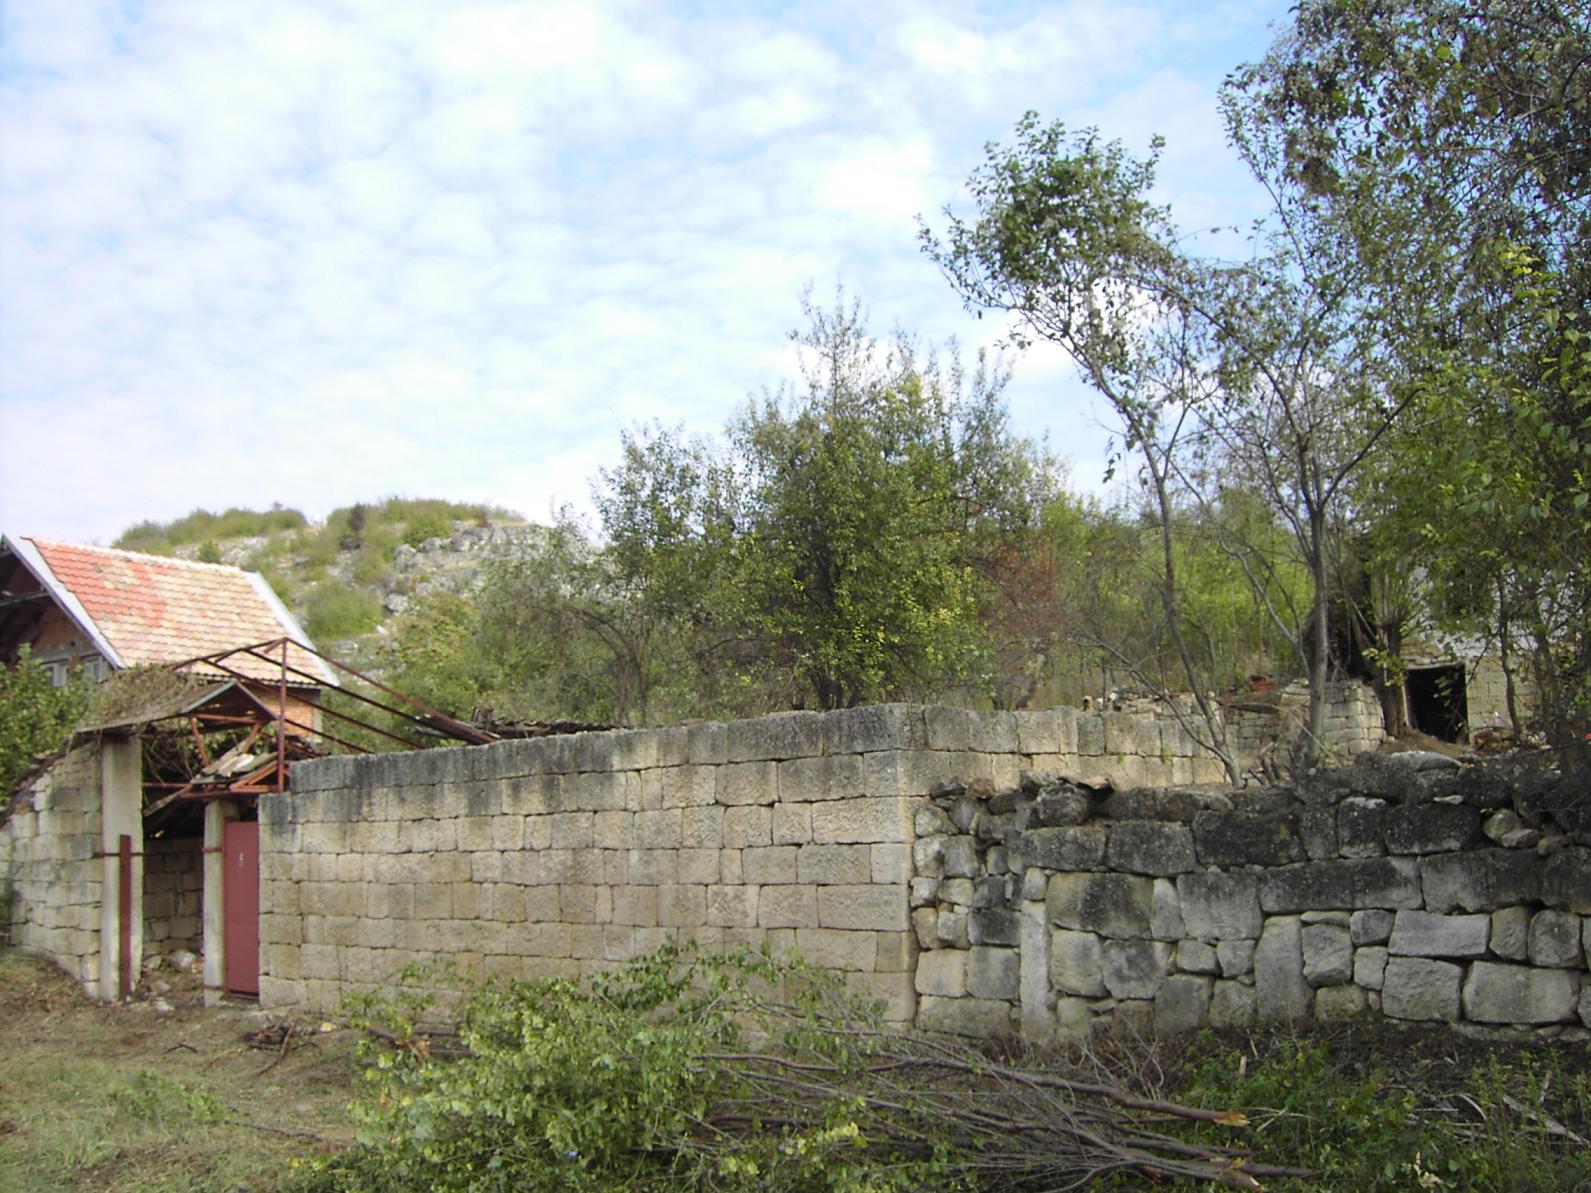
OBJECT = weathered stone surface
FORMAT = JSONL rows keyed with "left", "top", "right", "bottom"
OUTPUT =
{"left": 1050, "top": 930, "right": 1107, "bottom": 997}
{"left": 1209, "top": 980, "right": 1256, "bottom": 1027}
{"left": 1354, "top": 946, "right": 1388, "bottom": 990}
{"left": 1102, "top": 940, "right": 1171, "bottom": 999}
{"left": 1350, "top": 909, "right": 1395, "bottom": 945}
{"left": 1487, "top": 906, "right": 1530, "bottom": 961}
{"left": 918, "top": 995, "right": 1012, "bottom": 1037}
{"left": 1300, "top": 809, "right": 1338, "bottom": 861}
{"left": 1153, "top": 974, "right": 1212, "bottom": 1035}
{"left": 1192, "top": 811, "right": 1302, "bottom": 866}
{"left": 941, "top": 836, "right": 980, "bottom": 878}
{"left": 1382, "top": 804, "right": 1482, "bottom": 854}
{"left": 1260, "top": 862, "right": 1352, "bottom": 912}
{"left": 1463, "top": 962, "right": 1577, "bottom": 1024}
{"left": 1176, "top": 939, "right": 1219, "bottom": 974}
{"left": 1541, "top": 847, "right": 1591, "bottom": 912}
{"left": 1011, "top": 826, "right": 1109, "bottom": 872}
{"left": 1031, "top": 788, "right": 1091, "bottom": 827}
{"left": 1337, "top": 798, "right": 1388, "bottom": 858}
{"left": 1528, "top": 910, "right": 1584, "bottom": 968}
{"left": 915, "top": 949, "right": 967, "bottom": 997}
{"left": 1105, "top": 821, "right": 1196, "bottom": 876}
{"left": 968, "top": 907, "right": 1023, "bottom": 947}
{"left": 1151, "top": 878, "right": 1184, "bottom": 940}
{"left": 1349, "top": 751, "right": 1460, "bottom": 800}
{"left": 1217, "top": 939, "right": 1256, "bottom": 977}
{"left": 1099, "top": 787, "right": 1204, "bottom": 823}
{"left": 1047, "top": 872, "right": 1154, "bottom": 939}
{"left": 1301, "top": 922, "right": 1353, "bottom": 987}
{"left": 1347, "top": 857, "right": 1423, "bottom": 908}
{"left": 1178, "top": 872, "right": 1262, "bottom": 940}
{"left": 1254, "top": 916, "right": 1312, "bottom": 1023}
{"left": 1381, "top": 957, "right": 1463, "bottom": 1021}
{"left": 1315, "top": 985, "right": 1368, "bottom": 1020}
{"left": 1387, "top": 910, "right": 1490, "bottom": 958}
{"left": 967, "top": 946, "right": 1020, "bottom": 1001}
{"left": 1421, "top": 850, "right": 1540, "bottom": 912}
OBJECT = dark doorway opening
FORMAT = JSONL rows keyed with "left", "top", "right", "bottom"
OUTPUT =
{"left": 1406, "top": 664, "right": 1468, "bottom": 742}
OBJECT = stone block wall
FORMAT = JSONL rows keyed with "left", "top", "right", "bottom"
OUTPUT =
{"left": 144, "top": 835, "right": 203, "bottom": 955}
{"left": 911, "top": 752, "right": 1591, "bottom": 1038}
{"left": 261, "top": 704, "right": 1230, "bottom": 1015}
{"left": 0, "top": 743, "right": 104, "bottom": 990}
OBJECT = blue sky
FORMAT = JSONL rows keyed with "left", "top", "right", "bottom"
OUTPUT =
{"left": 0, "top": 0, "right": 1287, "bottom": 544}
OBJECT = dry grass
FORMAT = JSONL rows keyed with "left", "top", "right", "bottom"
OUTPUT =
{"left": 0, "top": 951, "right": 356, "bottom": 1192}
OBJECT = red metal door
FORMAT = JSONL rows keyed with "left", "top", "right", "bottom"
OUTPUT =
{"left": 222, "top": 820, "right": 260, "bottom": 997}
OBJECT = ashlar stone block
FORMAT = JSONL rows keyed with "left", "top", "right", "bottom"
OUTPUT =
{"left": 1387, "top": 910, "right": 1490, "bottom": 958}
{"left": 1301, "top": 922, "right": 1353, "bottom": 987}
{"left": 1049, "top": 929, "right": 1106, "bottom": 997}
{"left": 1153, "top": 974, "right": 1212, "bottom": 1035}
{"left": 1102, "top": 939, "right": 1171, "bottom": 1000}
{"left": 1254, "top": 916, "right": 1312, "bottom": 1023}
{"left": 1048, "top": 871, "right": 1154, "bottom": 939}
{"left": 1489, "top": 906, "right": 1531, "bottom": 961}
{"left": 1177, "top": 872, "right": 1262, "bottom": 941}
{"left": 1381, "top": 957, "right": 1463, "bottom": 1021}
{"left": 1463, "top": 961, "right": 1577, "bottom": 1024}
{"left": 1105, "top": 821, "right": 1196, "bottom": 876}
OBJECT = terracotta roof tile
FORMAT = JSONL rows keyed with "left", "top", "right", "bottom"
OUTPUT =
{"left": 23, "top": 538, "right": 333, "bottom": 685}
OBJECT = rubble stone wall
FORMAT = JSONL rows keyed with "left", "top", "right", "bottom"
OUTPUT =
{"left": 0, "top": 743, "right": 104, "bottom": 990}
{"left": 260, "top": 704, "right": 1229, "bottom": 1014}
{"left": 143, "top": 836, "right": 203, "bottom": 955}
{"left": 911, "top": 754, "right": 1591, "bottom": 1039}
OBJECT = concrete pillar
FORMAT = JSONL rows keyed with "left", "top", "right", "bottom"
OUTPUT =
{"left": 202, "top": 800, "right": 240, "bottom": 1007}
{"left": 97, "top": 735, "right": 143, "bottom": 1001}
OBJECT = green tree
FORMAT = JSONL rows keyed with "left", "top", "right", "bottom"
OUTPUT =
{"left": 0, "top": 649, "right": 91, "bottom": 797}
{"left": 721, "top": 289, "right": 1046, "bottom": 710}
{"left": 1229, "top": 0, "right": 1591, "bottom": 761}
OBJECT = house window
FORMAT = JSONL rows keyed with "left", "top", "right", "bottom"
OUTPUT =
{"left": 43, "top": 660, "right": 68, "bottom": 687}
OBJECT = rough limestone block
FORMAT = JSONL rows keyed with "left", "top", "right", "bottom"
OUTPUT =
{"left": 1381, "top": 957, "right": 1463, "bottom": 1021}
{"left": 939, "top": 878, "right": 975, "bottom": 906}
{"left": 1209, "top": 980, "right": 1256, "bottom": 1027}
{"left": 967, "top": 710, "right": 1020, "bottom": 753}
{"left": 1382, "top": 804, "right": 1482, "bottom": 854}
{"left": 1255, "top": 916, "right": 1313, "bottom": 1023}
{"left": 941, "top": 836, "right": 980, "bottom": 878}
{"left": 1193, "top": 811, "right": 1303, "bottom": 867}
{"left": 918, "top": 995, "right": 1012, "bottom": 1037}
{"left": 1154, "top": 974, "right": 1212, "bottom": 1035}
{"left": 778, "top": 755, "right": 865, "bottom": 804}
{"left": 1388, "top": 910, "right": 1491, "bottom": 958}
{"left": 1105, "top": 822, "right": 1196, "bottom": 876}
{"left": 968, "top": 908, "right": 1022, "bottom": 946}
{"left": 1217, "top": 939, "right": 1256, "bottom": 978}
{"left": 1421, "top": 850, "right": 1540, "bottom": 913}
{"left": 1176, "top": 939, "right": 1219, "bottom": 975}
{"left": 1337, "top": 798, "right": 1388, "bottom": 858}
{"left": 1350, "top": 909, "right": 1395, "bottom": 945}
{"left": 871, "top": 843, "right": 912, "bottom": 885}
{"left": 1541, "top": 847, "right": 1591, "bottom": 912}
{"left": 913, "top": 834, "right": 946, "bottom": 878}
{"left": 1488, "top": 906, "right": 1531, "bottom": 961}
{"left": 742, "top": 846, "right": 798, "bottom": 885}
{"left": 915, "top": 948, "right": 968, "bottom": 997}
{"left": 937, "top": 907, "right": 970, "bottom": 948}
{"left": 725, "top": 711, "right": 824, "bottom": 763}
{"left": 1010, "top": 826, "right": 1108, "bottom": 873}
{"left": 677, "top": 847, "right": 719, "bottom": 884}
{"left": 1014, "top": 710, "right": 1064, "bottom": 755}
{"left": 1178, "top": 872, "right": 1262, "bottom": 941}
{"left": 817, "top": 885, "right": 906, "bottom": 931}
{"left": 716, "top": 762, "right": 779, "bottom": 807}
{"left": 1354, "top": 945, "right": 1388, "bottom": 990}
{"left": 826, "top": 704, "right": 927, "bottom": 754}
{"left": 1528, "top": 909, "right": 1584, "bottom": 968}
{"left": 798, "top": 844, "right": 872, "bottom": 885}
{"left": 817, "top": 795, "right": 911, "bottom": 844}
{"left": 1463, "top": 961, "right": 1577, "bottom": 1023}
{"left": 706, "top": 885, "right": 758, "bottom": 928}
{"left": 1302, "top": 922, "right": 1353, "bottom": 986}
{"left": 1049, "top": 929, "right": 1106, "bottom": 997}
{"left": 1151, "top": 879, "right": 1184, "bottom": 941}
{"left": 1315, "top": 985, "right": 1368, "bottom": 1020}
{"left": 1048, "top": 872, "right": 1154, "bottom": 939}
{"left": 772, "top": 803, "right": 812, "bottom": 845}
{"left": 1075, "top": 713, "right": 1105, "bottom": 755}
{"left": 755, "top": 883, "right": 818, "bottom": 929}
{"left": 967, "top": 946, "right": 1020, "bottom": 1001}
{"left": 912, "top": 908, "right": 938, "bottom": 949}
{"left": 1103, "top": 940, "right": 1172, "bottom": 1000}
{"left": 1260, "top": 862, "right": 1352, "bottom": 912}
{"left": 722, "top": 805, "right": 772, "bottom": 848}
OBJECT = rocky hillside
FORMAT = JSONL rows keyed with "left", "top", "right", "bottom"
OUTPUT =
{"left": 115, "top": 500, "right": 549, "bottom": 665}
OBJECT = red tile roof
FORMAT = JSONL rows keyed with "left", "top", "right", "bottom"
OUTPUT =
{"left": 21, "top": 537, "right": 334, "bottom": 686}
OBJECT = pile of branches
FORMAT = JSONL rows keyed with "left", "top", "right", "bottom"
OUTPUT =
{"left": 310, "top": 944, "right": 1305, "bottom": 1192}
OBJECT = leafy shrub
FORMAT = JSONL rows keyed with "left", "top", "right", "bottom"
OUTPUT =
{"left": 0, "top": 648, "right": 91, "bottom": 795}
{"left": 303, "top": 584, "right": 383, "bottom": 642}
{"left": 293, "top": 944, "right": 957, "bottom": 1193}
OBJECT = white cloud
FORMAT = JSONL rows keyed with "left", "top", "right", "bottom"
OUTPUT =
{"left": 0, "top": 0, "right": 1286, "bottom": 542}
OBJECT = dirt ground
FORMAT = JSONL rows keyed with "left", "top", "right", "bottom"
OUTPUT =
{"left": 0, "top": 950, "right": 356, "bottom": 1193}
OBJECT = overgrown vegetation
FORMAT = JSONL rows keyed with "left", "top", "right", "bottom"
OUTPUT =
{"left": 0, "top": 647, "right": 91, "bottom": 798}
